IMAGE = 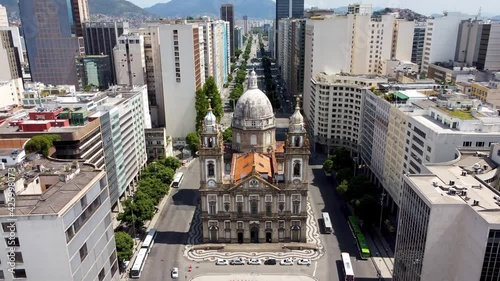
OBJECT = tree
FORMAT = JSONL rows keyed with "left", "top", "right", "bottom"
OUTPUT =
{"left": 203, "top": 77, "right": 223, "bottom": 122}
{"left": 195, "top": 88, "right": 209, "bottom": 131}
{"left": 336, "top": 180, "right": 349, "bottom": 197}
{"left": 117, "top": 197, "right": 155, "bottom": 228}
{"left": 336, "top": 168, "right": 353, "bottom": 184}
{"left": 162, "top": 156, "right": 181, "bottom": 170}
{"left": 235, "top": 49, "right": 242, "bottom": 59}
{"left": 228, "top": 74, "right": 233, "bottom": 83}
{"left": 141, "top": 164, "right": 174, "bottom": 186}
{"left": 115, "top": 231, "right": 134, "bottom": 262}
{"left": 352, "top": 194, "right": 380, "bottom": 223}
{"left": 136, "top": 177, "right": 169, "bottom": 205}
{"left": 222, "top": 127, "right": 232, "bottom": 142}
{"left": 323, "top": 159, "right": 334, "bottom": 174}
{"left": 186, "top": 132, "right": 200, "bottom": 154}
{"left": 25, "top": 134, "right": 61, "bottom": 157}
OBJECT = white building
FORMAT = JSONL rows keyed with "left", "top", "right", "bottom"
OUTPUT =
{"left": 145, "top": 127, "right": 173, "bottom": 161}
{"left": 0, "top": 148, "right": 25, "bottom": 166}
{"left": 308, "top": 73, "right": 387, "bottom": 154}
{"left": 0, "top": 78, "right": 23, "bottom": 108}
{"left": 113, "top": 33, "right": 146, "bottom": 86}
{"left": 159, "top": 22, "right": 206, "bottom": 139}
{"left": 0, "top": 5, "right": 7, "bottom": 27}
{"left": 347, "top": 3, "right": 372, "bottom": 15}
{"left": 393, "top": 155, "right": 500, "bottom": 281}
{"left": 0, "top": 158, "right": 118, "bottom": 281}
{"left": 302, "top": 14, "right": 414, "bottom": 117}
{"left": 0, "top": 27, "right": 24, "bottom": 64}
{"left": 421, "top": 12, "right": 471, "bottom": 72}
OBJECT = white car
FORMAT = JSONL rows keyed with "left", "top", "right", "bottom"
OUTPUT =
{"left": 280, "top": 258, "right": 293, "bottom": 266}
{"left": 297, "top": 259, "right": 311, "bottom": 265}
{"left": 216, "top": 259, "right": 229, "bottom": 265}
{"left": 171, "top": 267, "right": 179, "bottom": 279}
{"left": 247, "top": 259, "right": 261, "bottom": 265}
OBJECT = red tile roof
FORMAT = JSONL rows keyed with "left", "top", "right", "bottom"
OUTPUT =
{"left": 231, "top": 152, "right": 273, "bottom": 182}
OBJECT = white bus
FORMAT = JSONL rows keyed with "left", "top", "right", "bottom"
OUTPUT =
{"left": 141, "top": 228, "right": 157, "bottom": 253}
{"left": 322, "top": 212, "right": 333, "bottom": 234}
{"left": 130, "top": 248, "right": 149, "bottom": 279}
{"left": 341, "top": 252, "right": 355, "bottom": 281}
{"left": 171, "top": 172, "right": 184, "bottom": 188}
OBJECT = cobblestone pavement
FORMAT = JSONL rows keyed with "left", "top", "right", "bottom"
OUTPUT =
{"left": 184, "top": 200, "right": 325, "bottom": 262}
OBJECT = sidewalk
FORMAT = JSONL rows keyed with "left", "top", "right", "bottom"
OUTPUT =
{"left": 364, "top": 229, "right": 394, "bottom": 280}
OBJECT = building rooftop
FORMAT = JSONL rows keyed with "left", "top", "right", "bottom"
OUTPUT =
{"left": 231, "top": 152, "right": 273, "bottom": 182}
{"left": 0, "top": 158, "right": 103, "bottom": 216}
{"left": 407, "top": 158, "right": 500, "bottom": 224}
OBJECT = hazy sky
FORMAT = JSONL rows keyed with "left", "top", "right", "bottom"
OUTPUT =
{"left": 130, "top": 0, "right": 499, "bottom": 16}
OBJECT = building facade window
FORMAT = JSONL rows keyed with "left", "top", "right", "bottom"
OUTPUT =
{"left": 207, "top": 162, "right": 215, "bottom": 177}
{"left": 79, "top": 243, "right": 88, "bottom": 262}
{"left": 293, "top": 161, "right": 301, "bottom": 177}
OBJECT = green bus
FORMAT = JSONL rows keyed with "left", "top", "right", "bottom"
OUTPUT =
{"left": 348, "top": 216, "right": 371, "bottom": 259}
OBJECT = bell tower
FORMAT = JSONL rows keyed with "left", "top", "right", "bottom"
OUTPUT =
{"left": 284, "top": 95, "right": 310, "bottom": 186}
{"left": 199, "top": 100, "right": 224, "bottom": 189}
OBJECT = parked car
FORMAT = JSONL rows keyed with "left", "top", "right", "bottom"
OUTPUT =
{"left": 171, "top": 267, "right": 179, "bottom": 279}
{"left": 264, "top": 258, "right": 277, "bottom": 265}
{"left": 247, "top": 259, "right": 261, "bottom": 265}
{"left": 297, "top": 259, "right": 311, "bottom": 265}
{"left": 230, "top": 258, "right": 245, "bottom": 265}
{"left": 216, "top": 259, "right": 229, "bottom": 265}
{"left": 280, "top": 258, "right": 293, "bottom": 266}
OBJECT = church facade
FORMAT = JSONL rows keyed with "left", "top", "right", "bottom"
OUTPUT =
{"left": 199, "top": 70, "right": 310, "bottom": 243}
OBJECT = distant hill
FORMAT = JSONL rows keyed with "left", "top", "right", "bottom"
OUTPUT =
{"left": 145, "top": 0, "right": 275, "bottom": 19}
{"left": 372, "top": 7, "right": 427, "bottom": 21}
{"left": 333, "top": 6, "right": 385, "bottom": 14}
{"left": 491, "top": 15, "right": 500, "bottom": 21}
{"left": 0, "top": 0, "right": 150, "bottom": 21}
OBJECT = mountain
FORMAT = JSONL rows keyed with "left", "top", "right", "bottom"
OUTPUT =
{"left": 0, "top": 0, "right": 150, "bottom": 20}
{"left": 491, "top": 15, "right": 500, "bottom": 21}
{"left": 372, "top": 7, "right": 427, "bottom": 21}
{"left": 145, "top": 0, "right": 275, "bottom": 19}
{"left": 333, "top": 6, "right": 385, "bottom": 14}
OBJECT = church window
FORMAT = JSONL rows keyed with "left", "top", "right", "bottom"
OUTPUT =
{"left": 293, "top": 161, "right": 301, "bottom": 177}
{"left": 266, "top": 133, "right": 271, "bottom": 145}
{"left": 251, "top": 121, "right": 256, "bottom": 127}
{"left": 237, "top": 203, "right": 243, "bottom": 216}
{"left": 295, "top": 136, "right": 301, "bottom": 147}
{"left": 207, "top": 137, "right": 213, "bottom": 148}
{"left": 250, "top": 134, "right": 257, "bottom": 145}
{"left": 266, "top": 203, "right": 272, "bottom": 216}
{"left": 236, "top": 133, "right": 241, "bottom": 143}
{"left": 208, "top": 201, "right": 216, "bottom": 215}
{"left": 250, "top": 200, "right": 258, "bottom": 215}
{"left": 207, "top": 162, "right": 215, "bottom": 177}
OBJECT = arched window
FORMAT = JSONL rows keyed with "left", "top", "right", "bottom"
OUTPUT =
{"left": 207, "top": 137, "right": 213, "bottom": 148}
{"left": 208, "top": 162, "right": 215, "bottom": 177}
{"left": 293, "top": 161, "right": 301, "bottom": 177}
{"left": 295, "top": 136, "right": 301, "bottom": 147}
{"left": 236, "top": 133, "right": 241, "bottom": 143}
{"left": 250, "top": 134, "right": 257, "bottom": 145}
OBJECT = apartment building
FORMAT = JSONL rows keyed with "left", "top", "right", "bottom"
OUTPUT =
{"left": 470, "top": 79, "right": 500, "bottom": 105}
{"left": 411, "top": 23, "right": 426, "bottom": 68}
{"left": 159, "top": 22, "right": 206, "bottom": 139}
{"left": 0, "top": 26, "right": 24, "bottom": 65}
{"left": 302, "top": 13, "right": 414, "bottom": 117}
{"left": 145, "top": 127, "right": 173, "bottom": 162}
{"left": 0, "top": 158, "right": 118, "bottom": 281}
{"left": 234, "top": 26, "right": 243, "bottom": 51}
{"left": 0, "top": 5, "right": 7, "bottom": 27}
{"left": 0, "top": 79, "right": 23, "bottom": 108}
{"left": 456, "top": 21, "right": 500, "bottom": 71}
{"left": 113, "top": 33, "right": 146, "bottom": 86}
{"left": 0, "top": 29, "right": 22, "bottom": 80}
{"left": 427, "top": 62, "right": 476, "bottom": 83}
{"left": 393, "top": 155, "right": 500, "bottom": 281}
{"left": 421, "top": 12, "right": 470, "bottom": 73}
{"left": 308, "top": 73, "right": 387, "bottom": 154}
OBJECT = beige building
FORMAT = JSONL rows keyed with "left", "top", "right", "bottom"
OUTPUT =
{"left": 199, "top": 71, "right": 310, "bottom": 243}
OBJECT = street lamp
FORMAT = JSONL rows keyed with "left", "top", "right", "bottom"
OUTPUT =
{"left": 379, "top": 192, "right": 386, "bottom": 234}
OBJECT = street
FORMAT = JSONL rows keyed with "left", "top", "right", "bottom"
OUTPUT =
{"left": 136, "top": 155, "right": 381, "bottom": 281}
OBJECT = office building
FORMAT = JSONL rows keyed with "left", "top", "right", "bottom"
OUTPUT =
{"left": 347, "top": 3, "right": 372, "bottom": 15}
{"left": 470, "top": 79, "right": 500, "bottom": 105}
{"left": 302, "top": 13, "right": 414, "bottom": 123}
{"left": 220, "top": 4, "right": 234, "bottom": 57}
{"left": 0, "top": 29, "right": 23, "bottom": 80}
{"left": 456, "top": 21, "right": 500, "bottom": 71}
{"left": 0, "top": 158, "right": 118, "bottom": 281}
{"left": 200, "top": 71, "right": 310, "bottom": 243}
{"left": 113, "top": 33, "right": 146, "bottom": 86}
{"left": 275, "top": 0, "right": 304, "bottom": 60}
{"left": 411, "top": 23, "right": 426, "bottom": 69}
{"left": 0, "top": 79, "right": 23, "bottom": 108}
{"left": 75, "top": 55, "right": 113, "bottom": 89}
{"left": 83, "top": 21, "right": 130, "bottom": 84}
{"left": 309, "top": 73, "right": 387, "bottom": 154}
{"left": 19, "top": 0, "right": 86, "bottom": 87}
{"left": 421, "top": 12, "right": 470, "bottom": 73}
{"left": 234, "top": 26, "right": 243, "bottom": 51}
{"left": 0, "top": 26, "right": 25, "bottom": 65}
{"left": 158, "top": 22, "right": 206, "bottom": 139}
{"left": 393, "top": 153, "right": 500, "bottom": 281}
{"left": 243, "top": 15, "right": 248, "bottom": 34}
{"left": 277, "top": 18, "right": 305, "bottom": 100}
{"left": 427, "top": 62, "right": 476, "bottom": 83}
{"left": 0, "top": 4, "right": 7, "bottom": 27}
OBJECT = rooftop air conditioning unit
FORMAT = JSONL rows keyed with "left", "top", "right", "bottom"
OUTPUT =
{"left": 449, "top": 180, "right": 455, "bottom": 186}
{"left": 461, "top": 171, "right": 467, "bottom": 176}
{"left": 448, "top": 188, "right": 457, "bottom": 195}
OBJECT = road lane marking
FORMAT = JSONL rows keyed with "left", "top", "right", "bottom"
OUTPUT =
{"left": 313, "top": 261, "right": 318, "bottom": 277}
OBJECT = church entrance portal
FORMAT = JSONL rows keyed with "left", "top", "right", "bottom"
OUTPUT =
{"left": 250, "top": 227, "right": 259, "bottom": 243}
{"left": 266, "top": 232, "right": 272, "bottom": 243}
{"left": 237, "top": 232, "right": 243, "bottom": 244}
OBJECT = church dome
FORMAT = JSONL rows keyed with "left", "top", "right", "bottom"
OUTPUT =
{"left": 233, "top": 70, "right": 274, "bottom": 121}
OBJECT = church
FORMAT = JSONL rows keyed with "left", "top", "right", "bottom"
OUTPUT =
{"left": 199, "top": 70, "right": 310, "bottom": 243}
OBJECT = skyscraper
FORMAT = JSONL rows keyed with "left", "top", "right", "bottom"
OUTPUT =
{"left": 243, "top": 15, "right": 248, "bottom": 34}
{"left": 275, "top": 0, "right": 304, "bottom": 60}
{"left": 83, "top": 21, "right": 129, "bottom": 84}
{"left": 0, "top": 4, "right": 8, "bottom": 27}
{"left": 19, "top": 0, "right": 86, "bottom": 87}
{"left": 75, "top": 55, "right": 112, "bottom": 89}
{"left": 220, "top": 4, "right": 234, "bottom": 56}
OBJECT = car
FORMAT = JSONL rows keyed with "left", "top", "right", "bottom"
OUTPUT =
{"left": 171, "top": 267, "right": 179, "bottom": 279}
{"left": 216, "top": 259, "right": 229, "bottom": 265}
{"left": 230, "top": 258, "right": 245, "bottom": 265}
{"left": 280, "top": 259, "right": 294, "bottom": 266}
{"left": 264, "top": 258, "right": 276, "bottom": 265}
{"left": 247, "top": 259, "right": 261, "bottom": 265}
{"left": 297, "top": 259, "right": 311, "bottom": 265}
